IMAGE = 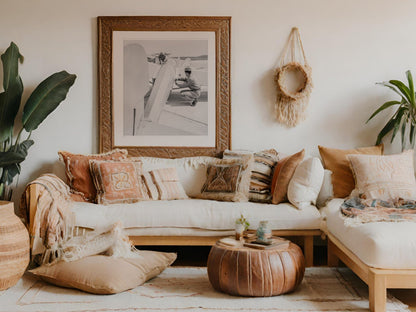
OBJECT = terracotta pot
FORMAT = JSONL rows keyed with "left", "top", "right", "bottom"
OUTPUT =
{"left": 0, "top": 201, "right": 30, "bottom": 290}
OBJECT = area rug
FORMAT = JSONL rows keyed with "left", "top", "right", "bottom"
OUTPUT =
{"left": 0, "top": 267, "right": 409, "bottom": 312}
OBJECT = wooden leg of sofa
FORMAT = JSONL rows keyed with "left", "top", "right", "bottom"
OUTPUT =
{"left": 327, "top": 239, "right": 340, "bottom": 267}
{"left": 368, "top": 270, "right": 386, "bottom": 312}
{"left": 304, "top": 236, "right": 313, "bottom": 267}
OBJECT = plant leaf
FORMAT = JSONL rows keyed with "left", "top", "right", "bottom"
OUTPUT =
{"left": 406, "top": 70, "right": 415, "bottom": 109}
{"left": 0, "top": 164, "right": 20, "bottom": 184}
{"left": 0, "top": 139, "right": 34, "bottom": 167}
{"left": 1, "top": 42, "right": 23, "bottom": 91}
{"left": 377, "top": 82, "right": 406, "bottom": 100}
{"left": 401, "top": 119, "right": 407, "bottom": 151}
{"left": 0, "top": 42, "right": 24, "bottom": 143}
{"left": 410, "top": 123, "right": 416, "bottom": 148}
{"left": 391, "top": 108, "right": 406, "bottom": 143}
{"left": 366, "top": 100, "right": 401, "bottom": 123}
{"left": 376, "top": 116, "right": 396, "bottom": 145}
{"left": 22, "top": 71, "right": 76, "bottom": 132}
{"left": 389, "top": 79, "right": 412, "bottom": 104}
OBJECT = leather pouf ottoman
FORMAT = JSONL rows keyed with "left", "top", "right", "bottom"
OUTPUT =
{"left": 207, "top": 239, "right": 305, "bottom": 296}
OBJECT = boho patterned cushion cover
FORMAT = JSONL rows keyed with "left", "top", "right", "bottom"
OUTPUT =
{"left": 271, "top": 149, "right": 305, "bottom": 204}
{"left": 199, "top": 155, "right": 254, "bottom": 202}
{"left": 223, "top": 149, "right": 279, "bottom": 203}
{"left": 318, "top": 144, "right": 383, "bottom": 198}
{"left": 58, "top": 149, "right": 128, "bottom": 202}
{"left": 89, "top": 159, "right": 149, "bottom": 205}
{"left": 347, "top": 150, "right": 416, "bottom": 201}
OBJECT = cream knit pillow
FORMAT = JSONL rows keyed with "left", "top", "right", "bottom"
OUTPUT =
{"left": 347, "top": 150, "right": 416, "bottom": 200}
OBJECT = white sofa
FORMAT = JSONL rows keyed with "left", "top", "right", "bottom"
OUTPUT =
{"left": 24, "top": 155, "right": 325, "bottom": 267}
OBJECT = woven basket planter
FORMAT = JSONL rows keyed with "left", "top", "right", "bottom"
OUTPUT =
{"left": 0, "top": 201, "right": 29, "bottom": 290}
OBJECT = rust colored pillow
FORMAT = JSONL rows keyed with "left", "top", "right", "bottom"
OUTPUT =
{"left": 89, "top": 159, "right": 150, "bottom": 205}
{"left": 318, "top": 144, "right": 383, "bottom": 198}
{"left": 58, "top": 149, "right": 128, "bottom": 202}
{"left": 271, "top": 150, "right": 305, "bottom": 204}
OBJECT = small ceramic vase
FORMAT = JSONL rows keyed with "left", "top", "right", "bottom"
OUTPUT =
{"left": 235, "top": 223, "right": 245, "bottom": 240}
{"left": 256, "top": 220, "right": 271, "bottom": 241}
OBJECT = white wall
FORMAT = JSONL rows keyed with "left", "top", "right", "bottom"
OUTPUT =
{"left": 0, "top": 0, "right": 414, "bottom": 203}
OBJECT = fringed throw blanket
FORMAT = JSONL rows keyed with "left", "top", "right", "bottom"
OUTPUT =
{"left": 20, "top": 174, "right": 140, "bottom": 266}
{"left": 341, "top": 197, "right": 416, "bottom": 226}
{"left": 20, "top": 174, "right": 75, "bottom": 265}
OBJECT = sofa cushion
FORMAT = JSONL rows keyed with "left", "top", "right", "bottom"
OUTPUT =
{"left": 287, "top": 157, "right": 324, "bottom": 209}
{"left": 147, "top": 168, "right": 188, "bottom": 200}
{"left": 89, "top": 159, "right": 149, "bottom": 204}
{"left": 71, "top": 199, "right": 322, "bottom": 232}
{"left": 271, "top": 149, "right": 305, "bottom": 204}
{"left": 347, "top": 150, "right": 416, "bottom": 200}
{"left": 137, "top": 156, "right": 218, "bottom": 197}
{"left": 323, "top": 198, "right": 416, "bottom": 269}
{"left": 58, "top": 149, "right": 128, "bottom": 202}
{"left": 199, "top": 156, "right": 253, "bottom": 202}
{"left": 318, "top": 145, "right": 383, "bottom": 198}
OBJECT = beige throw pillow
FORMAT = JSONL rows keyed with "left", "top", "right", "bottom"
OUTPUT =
{"left": 141, "top": 168, "right": 188, "bottom": 200}
{"left": 29, "top": 251, "right": 177, "bottom": 294}
{"left": 347, "top": 150, "right": 416, "bottom": 201}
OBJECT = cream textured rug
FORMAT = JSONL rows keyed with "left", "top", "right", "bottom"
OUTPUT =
{"left": 0, "top": 267, "right": 409, "bottom": 312}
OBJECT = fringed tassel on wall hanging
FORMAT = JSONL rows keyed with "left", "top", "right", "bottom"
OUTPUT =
{"left": 274, "top": 27, "right": 313, "bottom": 127}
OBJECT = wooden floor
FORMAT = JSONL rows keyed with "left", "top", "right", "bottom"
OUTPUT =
{"left": 140, "top": 245, "right": 416, "bottom": 310}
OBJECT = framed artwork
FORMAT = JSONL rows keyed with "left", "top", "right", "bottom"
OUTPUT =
{"left": 97, "top": 16, "right": 231, "bottom": 158}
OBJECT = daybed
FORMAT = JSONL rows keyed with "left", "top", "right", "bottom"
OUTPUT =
{"left": 21, "top": 154, "right": 324, "bottom": 267}
{"left": 323, "top": 198, "right": 416, "bottom": 312}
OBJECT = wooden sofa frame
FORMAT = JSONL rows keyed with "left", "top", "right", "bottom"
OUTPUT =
{"left": 26, "top": 184, "right": 320, "bottom": 267}
{"left": 327, "top": 232, "right": 416, "bottom": 312}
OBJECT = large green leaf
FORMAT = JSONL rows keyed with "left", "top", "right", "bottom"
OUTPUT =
{"left": 1, "top": 42, "right": 23, "bottom": 90}
{"left": 376, "top": 116, "right": 396, "bottom": 145}
{"left": 390, "top": 108, "right": 406, "bottom": 143}
{"left": 0, "top": 163, "right": 20, "bottom": 184}
{"left": 0, "top": 139, "right": 34, "bottom": 167}
{"left": 0, "top": 43, "right": 24, "bottom": 143}
{"left": 389, "top": 79, "right": 412, "bottom": 104}
{"left": 366, "top": 100, "right": 401, "bottom": 123}
{"left": 401, "top": 119, "right": 407, "bottom": 151}
{"left": 406, "top": 70, "right": 415, "bottom": 108}
{"left": 22, "top": 71, "right": 76, "bottom": 132}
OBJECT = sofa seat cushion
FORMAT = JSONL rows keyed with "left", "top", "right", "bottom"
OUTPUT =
{"left": 323, "top": 198, "right": 416, "bottom": 269}
{"left": 71, "top": 199, "right": 322, "bottom": 232}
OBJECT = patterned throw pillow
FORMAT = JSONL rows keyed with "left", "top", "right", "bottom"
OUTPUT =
{"left": 318, "top": 145, "right": 384, "bottom": 198}
{"left": 141, "top": 168, "right": 188, "bottom": 200}
{"left": 58, "top": 149, "right": 128, "bottom": 202}
{"left": 199, "top": 156, "right": 253, "bottom": 202}
{"left": 89, "top": 160, "right": 149, "bottom": 205}
{"left": 271, "top": 149, "right": 305, "bottom": 204}
{"left": 347, "top": 150, "right": 416, "bottom": 200}
{"left": 223, "top": 149, "right": 279, "bottom": 203}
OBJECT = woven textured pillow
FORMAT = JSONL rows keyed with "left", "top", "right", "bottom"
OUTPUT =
{"left": 89, "top": 159, "right": 149, "bottom": 204}
{"left": 318, "top": 145, "right": 383, "bottom": 198}
{"left": 348, "top": 150, "right": 416, "bottom": 200}
{"left": 141, "top": 168, "right": 188, "bottom": 200}
{"left": 29, "top": 251, "right": 177, "bottom": 294}
{"left": 58, "top": 149, "right": 128, "bottom": 202}
{"left": 199, "top": 155, "right": 253, "bottom": 202}
{"left": 271, "top": 149, "right": 305, "bottom": 204}
{"left": 223, "top": 149, "right": 279, "bottom": 203}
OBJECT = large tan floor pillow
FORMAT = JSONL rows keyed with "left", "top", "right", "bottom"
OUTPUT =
{"left": 29, "top": 251, "right": 176, "bottom": 294}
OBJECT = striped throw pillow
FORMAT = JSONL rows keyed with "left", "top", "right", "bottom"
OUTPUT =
{"left": 142, "top": 168, "right": 188, "bottom": 200}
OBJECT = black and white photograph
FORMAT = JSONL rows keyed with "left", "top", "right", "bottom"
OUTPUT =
{"left": 112, "top": 31, "right": 216, "bottom": 148}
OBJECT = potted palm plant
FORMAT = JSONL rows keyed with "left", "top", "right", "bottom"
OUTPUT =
{"left": 367, "top": 70, "right": 416, "bottom": 151}
{"left": 0, "top": 42, "right": 76, "bottom": 200}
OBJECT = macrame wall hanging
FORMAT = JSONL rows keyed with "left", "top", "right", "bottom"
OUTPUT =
{"left": 274, "top": 27, "right": 313, "bottom": 127}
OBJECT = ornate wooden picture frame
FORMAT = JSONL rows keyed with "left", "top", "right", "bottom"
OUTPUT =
{"left": 98, "top": 16, "right": 231, "bottom": 158}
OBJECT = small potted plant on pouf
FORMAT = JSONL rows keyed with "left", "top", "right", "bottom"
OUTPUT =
{"left": 235, "top": 214, "right": 250, "bottom": 240}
